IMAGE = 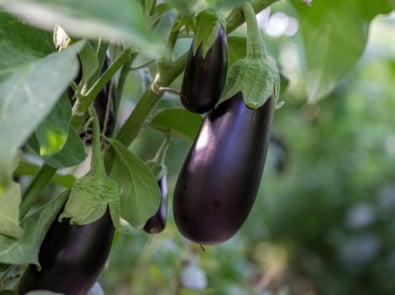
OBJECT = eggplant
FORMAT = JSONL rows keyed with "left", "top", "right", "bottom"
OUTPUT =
{"left": 173, "top": 92, "right": 275, "bottom": 245}
{"left": 180, "top": 25, "right": 227, "bottom": 114}
{"left": 18, "top": 208, "right": 114, "bottom": 295}
{"left": 143, "top": 175, "right": 168, "bottom": 234}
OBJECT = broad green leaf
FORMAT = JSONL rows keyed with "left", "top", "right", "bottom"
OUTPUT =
{"left": 150, "top": 109, "right": 203, "bottom": 141}
{"left": 0, "top": 182, "right": 21, "bottom": 239}
{"left": 35, "top": 95, "right": 72, "bottom": 157}
{"left": 110, "top": 139, "right": 160, "bottom": 228}
{"left": 0, "top": 12, "right": 54, "bottom": 69}
{"left": 292, "top": 0, "right": 393, "bottom": 102}
{"left": 44, "top": 127, "right": 86, "bottom": 169}
{"left": 0, "top": 190, "right": 68, "bottom": 265}
{"left": 0, "top": 0, "right": 167, "bottom": 58}
{"left": 0, "top": 41, "right": 84, "bottom": 192}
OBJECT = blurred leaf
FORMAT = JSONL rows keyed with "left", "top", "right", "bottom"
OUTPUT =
{"left": 0, "top": 182, "right": 21, "bottom": 239}
{"left": 110, "top": 139, "right": 160, "bottom": 228}
{"left": 87, "top": 282, "right": 105, "bottom": 295}
{"left": 0, "top": 0, "right": 167, "bottom": 58}
{"left": 0, "top": 12, "right": 54, "bottom": 69}
{"left": 291, "top": 0, "right": 392, "bottom": 102}
{"left": 150, "top": 108, "right": 203, "bottom": 141}
{"left": 35, "top": 95, "right": 71, "bottom": 157}
{"left": 0, "top": 190, "right": 68, "bottom": 265}
{"left": 205, "top": 0, "right": 246, "bottom": 8}
{"left": 0, "top": 40, "right": 83, "bottom": 192}
{"left": 227, "top": 35, "right": 246, "bottom": 67}
{"left": 44, "top": 127, "right": 86, "bottom": 168}
{"left": 180, "top": 263, "right": 208, "bottom": 290}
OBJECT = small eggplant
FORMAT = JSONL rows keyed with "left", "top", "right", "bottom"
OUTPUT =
{"left": 143, "top": 175, "right": 168, "bottom": 234}
{"left": 173, "top": 92, "right": 275, "bottom": 245}
{"left": 180, "top": 25, "right": 227, "bottom": 114}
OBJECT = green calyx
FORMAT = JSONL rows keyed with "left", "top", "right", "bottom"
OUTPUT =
{"left": 146, "top": 138, "right": 169, "bottom": 180}
{"left": 192, "top": 9, "right": 226, "bottom": 57}
{"left": 219, "top": 2, "right": 280, "bottom": 109}
{"left": 59, "top": 173, "right": 119, "bottom": 224}
{"left": 60, "top": 105, "right": 120, "bottom": 225}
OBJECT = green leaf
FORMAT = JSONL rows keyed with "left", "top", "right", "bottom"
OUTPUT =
{"left": 0, "top": 40, "right": 84, "bottom": 192}
{"left": 44, "top": 127, "right": 86, "bottom": 169}
{"left": 0, "top": 190, "right": 68, "bottom": 265}
{"left": 150, "top": 108, "right": 203, "bottom": 141}
{"left": 0, "top": 0, "right": 167, "bottom": 58}
{"left": 0, "top": 12, "right": 54, "bottom": 69}
{"left": 109, "top": 139, "right": 160, "bottom": 228}
{"left": 0, "top": 182, "right": 22, "bottom": 239}
{"left": 35, "top": 94, "right": 72, "bottom": 157}
{"left": 292, "top": 0, "right": 392, "bottom": 102}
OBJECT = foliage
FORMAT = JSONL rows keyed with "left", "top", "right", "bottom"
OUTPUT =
{"left": 0, "top": 0, "right": 394, "bottom": 294}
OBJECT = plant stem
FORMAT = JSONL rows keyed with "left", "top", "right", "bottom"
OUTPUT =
{"left": 242, "top": 2, "right": 267, "bottom": 58}
{"left": 116, "top": 53, "right": 187, "bottom": 146}
{"left": 88, "top": 105, "right": 105, "bottom": 176}
{"left": 226, "top": 0, "right": 279, "bottom": 33}
{"left": 20, "top": 164, "right": 57, "bottom": 218}
{"left": 71, "top": 48, "right": 134, "bottom": 131}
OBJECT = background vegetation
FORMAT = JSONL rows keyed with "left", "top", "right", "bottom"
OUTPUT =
{"left": 0, "top": 0, "right": 394, "bottom": 294}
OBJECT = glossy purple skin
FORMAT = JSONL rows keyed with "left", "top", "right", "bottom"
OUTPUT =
{"left": 143, "top": 176, "right": 168, "bottom": 234}
{"left": 173, "top": 93, "right": 275, "bottom": 245}
{"left": 18, "top": 209, "right": 114, "bottom": 295}
{"left": 180, "top": 25, "right": 227, "bottom": 114}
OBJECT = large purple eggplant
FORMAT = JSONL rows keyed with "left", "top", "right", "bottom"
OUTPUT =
{"left": 18, "top": 208, "right": 114, "bottom": 295}
{"left": 173, "top": 92, "right": 275, "bottom": 245}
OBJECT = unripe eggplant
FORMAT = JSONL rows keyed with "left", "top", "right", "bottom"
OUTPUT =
{"left": 18, "top": 208, "right": 114, "bottom": 295}
{"left": 180, "top": 25, "right": 227, "bottom": 114}
{"left": 143, "top": 175, "right": 168, "bottom": 234}
{"left": 173, "top": 92, "right": 275, "bottom": 245}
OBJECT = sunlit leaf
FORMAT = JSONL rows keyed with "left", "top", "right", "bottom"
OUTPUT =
{"left": 35, "top": 95, "right": 71, "bottom": 157}
{"left": 0, "top": 39, "right": 83, "bottom": 192}
{"left": 292, "top": 0, "right": 392, "bottom": 102}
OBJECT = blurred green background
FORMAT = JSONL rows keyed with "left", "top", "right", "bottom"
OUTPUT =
{"left": 100, "top": 12, "right": 395, "bottom": 295}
